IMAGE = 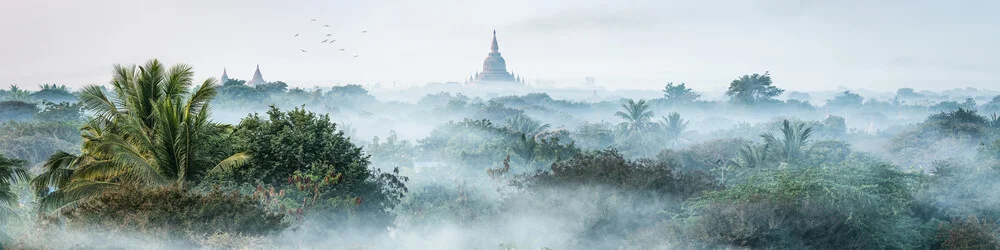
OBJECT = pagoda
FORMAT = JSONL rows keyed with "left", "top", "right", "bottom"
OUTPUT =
{"left": 247, "top": 65, "right": 266, "bottom": 86}
{"left": 468, "top": 30, "right": 524, "bottom": 84}
{"left": 220, "top": 68, "right": 230, "bottom": 84}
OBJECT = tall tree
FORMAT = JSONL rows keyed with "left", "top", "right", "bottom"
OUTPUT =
{"left": 726, "top": 72, "right": 784, "bottom": 105}
{"left": 662, "top": 82, "right": 700, "bottom": 104}
{"left": 506, "top": 114, "right": 551, "bottom": 138}
{"left": 34, "top": 59, "right": 247, "bottom": 213}
{"left": 762, "top": 120, "right": 813, "bottom": 164}
{"left": 0, "top": 154, "right": 28, "bottom": 246}
{"left": 660, "top": 112, "right": 688, "bottom": 140}
{"left": 0, "top": 154, "right": 28, "bottom": 216}
{"left": 826, "top": 91, "right": 864, "bottom": 107}
{"left": 615, "top": 99, "right": 654, "bottom": 134}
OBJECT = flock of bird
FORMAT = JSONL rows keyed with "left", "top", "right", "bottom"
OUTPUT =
{"left": 294, "top": 18, "right": 366, "bottom": 59}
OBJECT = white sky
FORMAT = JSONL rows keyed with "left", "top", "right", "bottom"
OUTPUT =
{"left": 1, "top": 0, "right": 999, "bottom": 92}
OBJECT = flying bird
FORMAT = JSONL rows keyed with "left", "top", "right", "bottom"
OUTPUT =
{"left": 325, "top": 34, "right": 332, "bottom": 37}
{"left": 361, "top": 30, "right": 367, "bottom": 34}
{"left": 339, "top": 48, "right": 345, "bottom": 52}
{"left": 300, "top": 49, "right": 307, "bottom": 53}
{"left": 310, "top": 19, "right": 316, "bottom": 22}
{"left": 353, "top": 54, "right": 359, "bottom": 58}
{"left": 322, "top": 39, "right": 329, "bottom": 43}
{"left": 323, "top": 24, "right": 331, "bottom": 28}
{"left": 294, "top": 34, "right": 300, "bottom": 37}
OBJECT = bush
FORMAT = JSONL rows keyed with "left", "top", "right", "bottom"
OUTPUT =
{"left": 521, "top": 149, "right": 718, "bottom": 200}
{"left": 221, "top": 106, "right": 407, "bottom": 229}
{"left": 656, "top": 138, "right": 750, "bottom": 172}
{"left": 62, "top": 186, "right": 286, "bottom": 243}
{"left": 512, "top": 149, "right": 719, "bottom": 248}
{"left": 670, "top": 164, "right": 928, "bottom": 249}
{"left": 934, "top": 216, "right": 1000, "bottom": 249}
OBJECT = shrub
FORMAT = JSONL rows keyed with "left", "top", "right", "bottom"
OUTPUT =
{"left": 512, "top": 149, "right": 719, "bottom": 248}
{"left": 222, "top": 106, "right": 407, "bottom": 229}
{"left": 672, "top": 164, "right": 927, "bottom": 249}
{"left": 934, "top": 216, "right": 1000, "bottom": 249}
{"left": 62, "top": 186, "right": 286, "bottom": 243}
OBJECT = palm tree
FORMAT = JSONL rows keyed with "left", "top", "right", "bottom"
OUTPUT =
{"left": 761, "top": 120, "right": 813, "bottom": 164}
{"left": 660, "top": 112, "right": 688, "bottom": 140}
{"left": 34, "top": 59, "right": 247, "bottom": 213}
{"left": 506, "top": 114, "right": 550, "bottom": 138}
{"left": 0, "top": 154, "right": 28, "bottom": 220}
{"left": 731, "top": 144, "right": 770, "bottom": 169}
{"left": 1, "top": 85, "right": 32, "bottom": 102}
{"left": 615, "top": 99, "right": 654, "bottom": 134}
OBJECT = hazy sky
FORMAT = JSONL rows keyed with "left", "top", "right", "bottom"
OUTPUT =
{"left": 2, "top": 0, "right": 998, "bottom": 92}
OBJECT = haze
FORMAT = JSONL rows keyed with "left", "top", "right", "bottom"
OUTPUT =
{"left": 3, "top": 0, "right": 998, "bottom": 91}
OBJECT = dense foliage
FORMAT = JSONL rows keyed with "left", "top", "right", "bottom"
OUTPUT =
{"left": 60, "top": 186, "right": 286, "bottom": 243}
{"left": 221, "top": 106, "right": 408, "bottom": 228}
{"left": 5, "top": 59, "right": 1000, "bottom": 249}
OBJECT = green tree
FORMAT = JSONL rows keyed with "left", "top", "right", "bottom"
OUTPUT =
{"left": 662, "top": 82, "right": 700, "bottom": 104}
{"left": 35, "top": 101, "right": 82, "bottom": 122}
{"left": 0, "top": 154, "right": 28, "bottom": 218}
{"left": 660, "top": 112, "right": 688, "bottom": 140}
{"left": 615, "top": 99, "right": 654, "bottom": 133}
{"left": 506, "top": 113, "right": 551, "bottom": 138}
{"left": 725, "top": 72, "right": 783, "bottom": 105}
{"left": 0, "top": 85, "right": 32, "bottom": 102}
{"left": 227, "top": 106, "right": 407, "bottom": 227}
{"left": 825, "top": 91, "right": 863, "bottom": 107}
{"left": 0, "top": 101, "right": 39, "bottom": 122}
{"left": 0, "top": 154, "right": 28, "bottom": 246}
{"left": 34, "top": 59, "right": 247, "bottom": 212}
{"left": 29, "top": 84, "right": 76, "bottom": 103}
{"left": 761, "top": 120, "right": 813, "bottom": 165}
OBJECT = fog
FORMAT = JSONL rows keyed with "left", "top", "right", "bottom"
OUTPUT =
{"left": 4, "top": 71, "right": 1000, "bottom": 249}
{"left": 4, "top": 1, "right": 1000, "bottom": 249}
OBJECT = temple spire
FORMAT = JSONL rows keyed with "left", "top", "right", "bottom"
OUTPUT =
{"left": 490, "top": 29, "right": 499, "bottom": 53}
{"left": 220, "top": 68, "right": 230, "bottom": 84}
{"left": 248, "top": 64, "right": 266, "bottom": 86}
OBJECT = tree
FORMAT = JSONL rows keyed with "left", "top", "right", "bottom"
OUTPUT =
{"left": 963, "top": 98, "right": 977, "bottom": 110}
{"left": 0, "top": 154, "right": 28, "bottom": 218}
{"left": 662, "top": 82, "right": 700, "bottom": 104}
{"left": 660, "top": 112, "right": 688, "bottom": 140}
{"left": 34, "top": 59, "right": 247, "bottom": 212}
{"left": 615, "top": 99, "right": 654, "bottom": 133}
{"left": 222, "top": 78, "right": 247, "bottom": 87}
{"left": 0, "top": 101, "right": 39, "bottom": 122}
{"left": 29, "top": 84, "right": 76, "bottom": 103}
{"left": 725, "top": 72, "right": 783, "bottom": 105}
{"left": 506, "top": 113, "right": 551, "bottom": 138}
{"left": 227, "top": 106, "right": 407, "bottom": 227}
{"left": 787, "top": 91, "right": 811, "bottom": 101}
{"left": 0, "top": 154, "right": 28, "bottom": 246}
{"left": 826, "top": 91, "right": 863, "bottom": 107}
{"left": 896, "top": 88, "right": 924, "bottom": 99}
{"left": 761, "top": 120, "right": 813, "bottom": 165}
{"left": 327, "top": 84, "right": 369, "bottom": 97}
{"left": 0, "top": 85, "right": 32, "bottom": 102}
{"left": 256, "top": 81, "right": 288, "bottom": 94}
{"left": 35, "top": 101, "right": 82, "bottom": 122}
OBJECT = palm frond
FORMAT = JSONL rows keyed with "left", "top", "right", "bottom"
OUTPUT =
{"left": 207, "top": 152, "right": 250, "bottom": 175}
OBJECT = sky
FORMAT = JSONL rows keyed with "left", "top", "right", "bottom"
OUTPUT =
{"left": 1, "top": 0, "right": 999, "bottom": 92}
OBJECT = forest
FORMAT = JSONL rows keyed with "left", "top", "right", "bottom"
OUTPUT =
{"left": 3, "top": 59, "right": 1000, "bottom": 249}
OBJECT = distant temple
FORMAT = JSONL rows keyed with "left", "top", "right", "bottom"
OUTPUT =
{"left": 220, "top": 68, "right": 230, "bottom": 84}
{"left": 220, "top": 65, "right": 267, "bottom": 86}
{"left": 247, "top": 65, "right": 266, "bottom": 86}
{"left": 467, "top": 30, "right": 524, "bottom": 84}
